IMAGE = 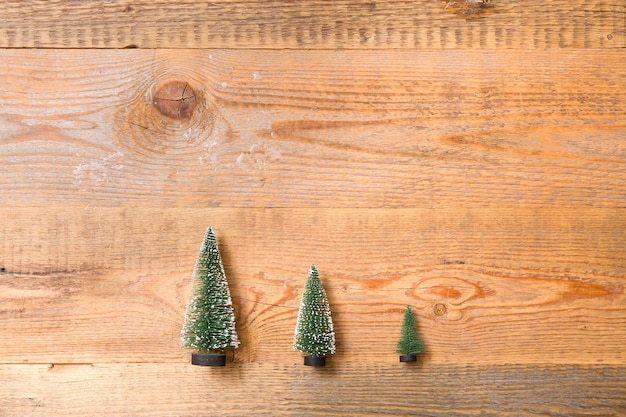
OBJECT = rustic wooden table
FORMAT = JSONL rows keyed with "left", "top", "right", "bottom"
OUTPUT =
{"left": 1, "top": 1, "right": 625, "bottom": 415}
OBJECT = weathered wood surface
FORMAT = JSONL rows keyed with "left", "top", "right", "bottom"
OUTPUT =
{"left": 2, "top": 1, "right": 626, "bottom": 415}
{"left": 1, "top": 49, "right": 625, "bottom": 208}
{"left": 0, "top": 363, "right": 624, "bottom": 417}
{"left": 1, "top": 208, "right": 624, "bottom": 365}
{"left": 1, "top": 0, "right": 624, "bottom": 49}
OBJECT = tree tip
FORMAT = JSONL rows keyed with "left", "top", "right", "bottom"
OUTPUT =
{"left": 205, "top": 226, "right": 217, "bottom": 239}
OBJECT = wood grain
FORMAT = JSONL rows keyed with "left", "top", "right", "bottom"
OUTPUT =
{"left": 1, "top": 0, "right": 624, "bottom": 49}
{"left": 1, "top": 207, "right": 624, "bottom": 365}
{"left": 1, "top": 363, "right": 624, "bottom": 416}
{"left": 2, "top": 2, "right": 626, "bottom": 414}
{"left": 1, "top": 49, "right": 625, "bottom": 208}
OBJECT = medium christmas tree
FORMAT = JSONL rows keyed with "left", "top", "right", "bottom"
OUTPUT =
{"left": 293, "top": 265, "right": 336, "bottom": 366}
{"left": 181, "top": 227, "right": 240, "bottom": 366}
{"left": 396, "top": 305, "right": 424, "bottom": 362}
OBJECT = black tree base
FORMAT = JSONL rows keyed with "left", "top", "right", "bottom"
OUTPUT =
{"left": 192, "top": 352, "right": 226, "bottom": 366}
{"left": 304, "top": 355, "right": 326, "bottom": 367}
{"left": 399, "top": 354, "right": 417, "bottom": 362}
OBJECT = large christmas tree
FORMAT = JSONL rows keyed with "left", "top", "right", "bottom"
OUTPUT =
{"left": 293, "top": 265, "right": 335, "bottom": 366}
{"left": 396, "top": 305, "right": 424, "bottom": 362}
{"left": 181, "top": 227, "right": 239, "bottom": 366}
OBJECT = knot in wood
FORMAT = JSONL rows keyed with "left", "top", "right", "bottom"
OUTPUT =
{"left": 433, "top": 303, "right": 447, "bottom": 316}
{"left": 153, "top": 81, "right": 196, "bottom": 120}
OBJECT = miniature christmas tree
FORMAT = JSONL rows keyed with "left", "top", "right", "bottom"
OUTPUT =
{"left": 181, "top": 227, "right": 239, "bottom": 366}
{"left": 293, "top": 265, "right": 336, "bottom": 366}
{"left": 396, "top": 305, "right": 424, "bottom": 362}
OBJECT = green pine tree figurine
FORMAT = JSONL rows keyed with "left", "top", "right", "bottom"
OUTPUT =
{"left": 396, "top": 305, "right": 424, "bottom": 362}
{"left": 181, "top": 227, "right": 240, "bottom": 366}
{"left": 293, "top": 265, "right": 336, "bottom": 366}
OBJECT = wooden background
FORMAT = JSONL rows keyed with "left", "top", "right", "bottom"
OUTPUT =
{"left": 1, "top": 1, "right": 625, "bottom": 415}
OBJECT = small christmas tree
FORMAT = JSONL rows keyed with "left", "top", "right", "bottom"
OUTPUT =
{"left": 293, "top": 265, "right": 336, "bottom": 366}
{"left": 181, "top": 227, "right": 239, "bottom": 366}
{"left": 396, "top": 305, "right": 424, "bottom": 362}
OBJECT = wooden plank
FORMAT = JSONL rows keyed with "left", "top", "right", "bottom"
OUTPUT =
{"left": 1, "top": 0, "right": 624, "bottom": 49}
{"left": 1, "top": 49, "right": 625, "bottom": 208}
{"left": 0, "top": 363, "right": 624, "bottom": 416}
{"left": 1, "top": 207, "right": 624, "bottom": 364}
